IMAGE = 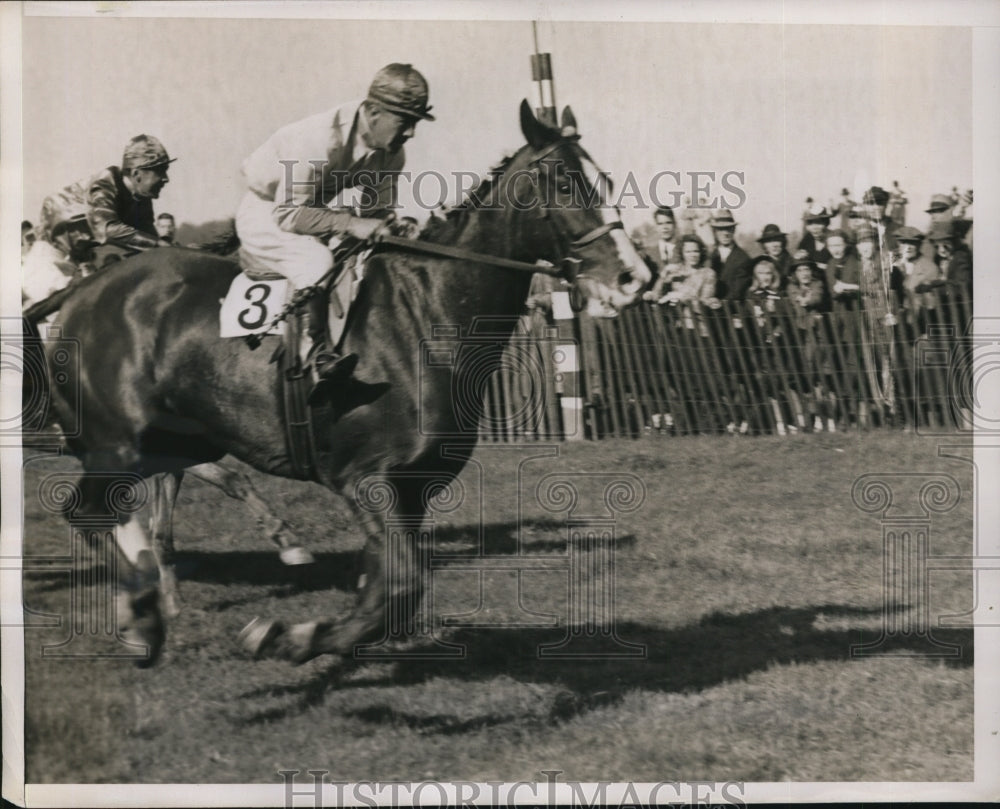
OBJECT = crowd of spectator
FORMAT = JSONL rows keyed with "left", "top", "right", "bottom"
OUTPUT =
{"left": 610, "top": 184, "right": 975, "bottom": 435}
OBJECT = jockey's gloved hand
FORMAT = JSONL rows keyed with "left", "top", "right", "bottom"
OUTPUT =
{"left": 345, "top": 217, "right": 387, "bottom": 243}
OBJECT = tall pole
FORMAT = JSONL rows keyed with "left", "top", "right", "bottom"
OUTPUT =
{"left": 530, "top": 21, "right": 557, "bottom": 127}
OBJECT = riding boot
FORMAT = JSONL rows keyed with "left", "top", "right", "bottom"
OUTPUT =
{"left": 303, "top": 296, "right": 358, "bottom": 406}
{"left": 304, "top": 296, "right": 358, "bottom": 381}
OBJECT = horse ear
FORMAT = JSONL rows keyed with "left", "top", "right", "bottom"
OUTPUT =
{"left": 520, "top": 99, "right": 550, "bottom": 150}
{"left": 560, "top": 106, "right": 578, "bottom": 136}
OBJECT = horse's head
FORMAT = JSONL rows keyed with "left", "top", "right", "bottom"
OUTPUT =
{"left": 505, "top": 100, "right": 651, "bottom": 318}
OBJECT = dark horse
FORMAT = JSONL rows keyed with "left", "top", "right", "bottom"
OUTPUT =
{"left": 47, "top": 101, "right": 650, "bottom": 665}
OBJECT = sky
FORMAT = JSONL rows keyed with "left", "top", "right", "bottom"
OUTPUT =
{"left": 14, "top": 7, "right": 979, "bottom": 242}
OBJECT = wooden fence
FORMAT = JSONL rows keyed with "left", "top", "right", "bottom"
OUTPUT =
{"left": 477, "top": 289, "right": 973, "bottom": 441}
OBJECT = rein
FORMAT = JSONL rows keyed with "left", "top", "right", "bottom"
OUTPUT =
{"left": 371, "top": 233, "right": 585, "bottom": 279}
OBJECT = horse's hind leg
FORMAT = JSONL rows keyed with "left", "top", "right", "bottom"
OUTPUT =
{"left": 187, "top": 462, "right": 314, "bottom": 565}
{"left": 149, "top": 471, "right": 183, "bottom": 618}
{"left": 75, "top": 469, "right": 166, "bottom": 667}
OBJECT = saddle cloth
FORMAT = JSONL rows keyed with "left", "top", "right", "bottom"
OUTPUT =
{"left": 219, "top": 252, "right": 363, "bottom": 348}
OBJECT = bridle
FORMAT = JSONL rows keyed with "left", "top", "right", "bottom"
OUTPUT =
{"left": 526, "top": 136, "right": 628, "bottom": 277}
{"left": 364, "top": 136, "right": 634, "bottom": 292}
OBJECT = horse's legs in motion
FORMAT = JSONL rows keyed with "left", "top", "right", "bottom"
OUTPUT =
{"left": 76, "top": 469, "right": 166, "bottom": 667}
{"left": 149, "top": 470, "right": 183, "bottom": 618}
{"left": 186, "top": 463, "right": 314, "bottom": 565}
{"left": 244, "top": 479, "right": 425, "bottom": 664}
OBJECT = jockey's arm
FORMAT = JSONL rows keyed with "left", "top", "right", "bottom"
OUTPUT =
{"left": 273, "top": 205, "right": 386, "bottom": 242}
{"left": 271, "top": 156, "right": 399, "bottom": 242}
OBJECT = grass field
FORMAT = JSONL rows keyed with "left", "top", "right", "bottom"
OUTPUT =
{"left": 19, "top": 432, "right": 974, "bottom": 784}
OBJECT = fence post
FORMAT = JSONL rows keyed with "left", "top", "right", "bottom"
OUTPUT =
{"left": 551, "top": 290, "right": 582, "bottom": 440}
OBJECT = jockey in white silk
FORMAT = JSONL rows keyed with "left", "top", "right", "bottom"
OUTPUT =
{"left": 235, "top": 63, "right": 435, "bottom": 389}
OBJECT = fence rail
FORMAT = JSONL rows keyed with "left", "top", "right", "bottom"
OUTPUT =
{"left": 477, "top": 289, "right": 973, "bottom": 441}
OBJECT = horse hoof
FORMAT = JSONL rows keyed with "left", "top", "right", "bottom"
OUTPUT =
{"left": 284, "top": 622, "right": 327, "bottom": 665}
{"left": 239, "top": 616, "right": 285, "bottom": 659}
{"left": 120, "top": 588, "right": 166, "bottom": 668}
{"left": 279, "top": 546, "right": 315, "bottom": 566}
{"left": 161, "top": 592, "right": 182, "bottom": 619}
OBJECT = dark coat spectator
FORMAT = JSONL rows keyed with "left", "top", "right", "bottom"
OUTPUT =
{"left": 824, "top": 229, "right": 861, "bottom": 300}
{"left": 756, "top": 223, "right": 792, "bottom": 282}
{"left": 795, "top": 205, "right": 833, "bottom": 267}
{"left": 708, "top": 209, "right": 751, "bottom": 300}
{"left": 927, "top": 219, "right": 972, "bottom": 298}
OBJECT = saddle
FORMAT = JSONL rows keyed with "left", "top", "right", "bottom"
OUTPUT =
{"left": 220, "top": 249, "right": 364, "bottom": 482}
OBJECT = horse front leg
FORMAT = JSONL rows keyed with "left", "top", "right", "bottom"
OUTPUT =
{"left": 149, "top": 470, "right": 183, "bottom": 618}
{"left": 242, "top": 483, "right": 427, "bottom": 665}
{"left": 187, "top": 462, "right": 314, "bottom": 565}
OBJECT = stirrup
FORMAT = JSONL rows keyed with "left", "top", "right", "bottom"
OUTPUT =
{"left": 312, "top": 351, "right": 359, "bottom": 381}
{"left": 306, "top": 352, "right": 359, "bottom": 406}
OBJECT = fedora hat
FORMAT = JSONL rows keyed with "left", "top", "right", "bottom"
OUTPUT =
{"left": 927, "top": 220, "right": 956, "bottom": 242}
{"left": 709, "top": 209, "right": 737, "bottom": 229}
{"left": 895, "top": 225, "right": 924, "bottom": 244}
{"left": 757, "top": 223, "right": 786, "bottom": 243}
{"left": 925, "top": 193, "right": 953, "bottom": 214}
{"left": 803, "top": 204, "right": 832, "bottom": 224}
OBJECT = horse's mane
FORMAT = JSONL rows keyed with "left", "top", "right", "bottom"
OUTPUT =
{"left": 418, "top": 153, "right": 519, "bottom": 246}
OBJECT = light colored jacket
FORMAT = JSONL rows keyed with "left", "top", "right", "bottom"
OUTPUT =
{"left": 242, "top": 100, "right": 405, "bottom": 238}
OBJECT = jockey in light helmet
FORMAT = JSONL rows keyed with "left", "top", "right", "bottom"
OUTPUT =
{"left": 235, "top": 63, "right": 435, "bottom": 391}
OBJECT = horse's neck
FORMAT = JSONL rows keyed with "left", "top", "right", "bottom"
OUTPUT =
{"left": 418, "top": 207, "right": 534, "bottom": 327}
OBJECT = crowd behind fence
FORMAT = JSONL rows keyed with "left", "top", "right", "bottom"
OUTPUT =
{"left": 477, "top": 288, "right": 973, "bottom": 441}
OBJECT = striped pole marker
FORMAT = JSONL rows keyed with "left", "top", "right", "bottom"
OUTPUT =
{"left": 551, "top": 290, "right": 582, "bottom": 440}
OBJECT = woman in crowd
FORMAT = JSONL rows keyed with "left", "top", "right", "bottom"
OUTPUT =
{"left": 652, "top": 235, "right": 727, "bottom": 433}
{"left": 786, "top": 252, "right": 835, "bottom": 431}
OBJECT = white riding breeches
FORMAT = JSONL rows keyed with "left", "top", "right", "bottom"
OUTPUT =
{"left": 235, "top": 191, "right": 333, "bottom": 288}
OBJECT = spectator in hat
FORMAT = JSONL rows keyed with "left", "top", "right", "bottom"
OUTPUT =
{"left": 86, "top": 134, "right": 177, "bottom": 265}
{"left": 786, "top": 250, "right": 833, "bottom": 430}
{"left": 236, "top": 63, "right": 435, "bottom": 392}
{"left": 925, "top": 193, "right": 954, "bottom": 225}
{"left": 846, "top": 204, "right": 867, "bottom": 243}
{"left": 786, "top": 250, "right": 830, "bottom": 320}
{"left": 155, "top": 212, "right": 177, "bottom": 244}
{"left": 795, "top": 204, "right": 833, "bottom": 267}
{"left": 928, "top": 220, "right": 972, "bottom": 298}
{"left": 756, "top": 223, "right": 792, "bottom": 282}
{"left": 824, "top": 229, "right": 861, "bottom": 301}
{"left": 893, "top": 226, "right": 941, "bottom": 326}
{"left": 927, "top": 190, "right": 973, "bottom": 248}
{"left": 862, "top": 186, "right": 901, "bottom": 253}
{"left": 708, "top": 208, "right": 751, "bottom": 300}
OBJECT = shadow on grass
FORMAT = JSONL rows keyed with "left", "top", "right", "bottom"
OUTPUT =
{"left": 434, "top": 519, "right": 635, "bottom": 555}
{"left": 170, "top": 550, "right": 360, "bottom": 593}
{"left": 235, "top": 604, "right": 972, "bottom": 728}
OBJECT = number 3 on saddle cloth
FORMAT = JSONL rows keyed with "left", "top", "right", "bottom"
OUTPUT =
{"left": 217, "top": 254, "right": 362, "bottom": 481}
{"left": 218, "top": 253, "right": 359, "bottom": 350}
